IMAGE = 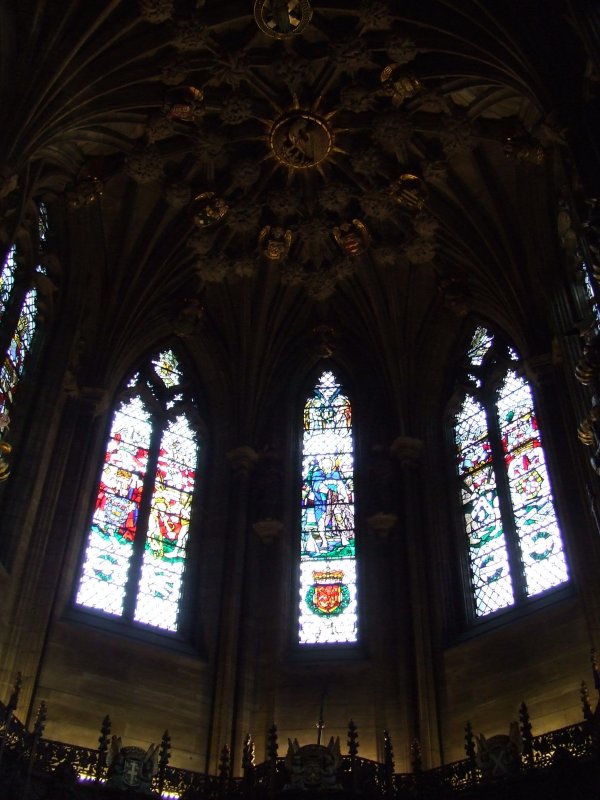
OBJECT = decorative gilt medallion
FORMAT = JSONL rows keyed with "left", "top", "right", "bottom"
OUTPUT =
{"left": 389, "top": 174, "right": 428, "bottom": 211}
{"left": 269, "top": 111, "right": 332, "bottom": 169}
{"left": 254, "top": 0, "right": 312, "bottom": 39}
{"left": 190, "top": 192, "right": 229, "bottom": 228}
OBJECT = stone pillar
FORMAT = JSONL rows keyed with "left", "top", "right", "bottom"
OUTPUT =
{"left": 525, "top": 353, "right": 600, "bottom": 650}
{"left": 206, "top": 445, "right": 258, "bottom": 774}
{"left": 0, "top": 386, "right": 108, "bottom": 724}
{"left": 390, "top": 435, "right": 442, "bottom": 769}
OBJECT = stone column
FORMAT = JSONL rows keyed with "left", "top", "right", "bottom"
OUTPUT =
{"left": 0, "top": 385, "right": 108, "bottom": 724}
{"left": 390, "top": 435, "right": 442, "bottom": 769}
{"left": 206, "top": 445, "right": 258, "bottom": 774}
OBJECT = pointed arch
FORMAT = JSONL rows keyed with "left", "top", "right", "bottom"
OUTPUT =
{"left": 75, "top": 349, "right": 201, "bottom": 633}
{"left": 0, "top": 203, "right": 49, "bottom": 428}
{"left": 298, "top": 369, "right": 358, "bottom": 644}
{"left": 453, "top": 326, "right": 569, "bottom": 618}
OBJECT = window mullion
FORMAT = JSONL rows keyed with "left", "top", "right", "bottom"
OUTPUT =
{"left": 121, "top": 414, "right": 162, "bottom": 621}
{"left": 486, "top": 392, "right": 526, "bottom": 604}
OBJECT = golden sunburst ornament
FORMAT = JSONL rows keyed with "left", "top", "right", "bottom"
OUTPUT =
{"left": 263, "top": 97, "right": 344, "bottom": 179}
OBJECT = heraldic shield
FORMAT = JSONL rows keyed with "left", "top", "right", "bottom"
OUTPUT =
{"left": 106, "top": 739, "right": 158, "bottom": 794}
{"left": 308, "top": 569, "right": 350, "bottom": 616}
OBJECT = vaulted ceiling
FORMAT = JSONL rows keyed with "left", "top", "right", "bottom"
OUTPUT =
{"left": 0, "top": 1, "right": 589, "bottom": 430}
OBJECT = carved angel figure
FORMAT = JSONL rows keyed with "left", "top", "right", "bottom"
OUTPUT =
{"left": 259, "top": 225, "right": 293, "bottom": 261}
{"left": 332, "top": 219, "right": 370, "bottom": 256}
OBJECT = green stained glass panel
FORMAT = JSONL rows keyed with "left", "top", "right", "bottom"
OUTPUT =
{"left": 497, "top": 373, "right": 568, "bottom": 596}
{"left": 467, "top": 327, "right": 493, "bottom": 366}
{"left": 456, "top": 394, "right": 514, "bottom": 616}
{"left": 299, "top": 371, "right": 357, "bottom": 644}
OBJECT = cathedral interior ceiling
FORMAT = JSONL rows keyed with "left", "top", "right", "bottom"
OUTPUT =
{"left": 0, "top": 1, "right": 581, "bottom": 389}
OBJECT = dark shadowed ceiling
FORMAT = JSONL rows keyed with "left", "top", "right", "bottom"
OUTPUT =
{"left": 0, "top": 0, "right": 592, "bottom": 433}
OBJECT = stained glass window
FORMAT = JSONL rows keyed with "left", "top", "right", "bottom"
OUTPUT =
{"left": 0, "top": 238, "right": 40, "bottom": 420}
{"left": 75, "top": 350, "right": 199, "bottom": 633}
{"left": 454, "top": 327, "right": 569, "bottom": 618}
{"left": 299, "top": 371, "right": 357, "bottom": 644}
{"left": 0, "top": 287, "right": 38, "bottom": 418}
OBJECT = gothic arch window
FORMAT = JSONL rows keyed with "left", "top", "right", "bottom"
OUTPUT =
{"left": 0, "top": 207, "right": 48, "bottom": 427}
{"left": 299, "top": 370, "right": 358, "bottom": 644}
{"left": 75, "top": 349, "right": 200, "bottom": 633}
{"left": 453, "top": 326, "right": 569, "bottom": 619}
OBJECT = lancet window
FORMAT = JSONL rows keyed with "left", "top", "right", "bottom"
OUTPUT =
{"left": 453, "top": 327, "right": 569, "bottom": 618}
{"left": 299, "top": 370, "right": 358, "bottom": 644}
{"left": 75, "top": 350, "right": 200, "bottom": 633}
{"left": 0, "top": 207, "right": 48, "bottom": 426}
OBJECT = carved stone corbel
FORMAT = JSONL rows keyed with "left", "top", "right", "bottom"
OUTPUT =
{"left": 390, "top": 436, "right": 424, "bottom": 467}
{"left": 367, "top": 512, "right": 398, "bottom": 539}
{"left": 252, "top": 518, "right": 283, "bottom": 544}
{"left": 227, "top": 445, "right": 259, "bottom": 476}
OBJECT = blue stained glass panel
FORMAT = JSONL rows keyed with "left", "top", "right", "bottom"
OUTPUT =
{"left": 299, "top": 371, "right": 357, "bottom": 644}
{"left": 0, "top": 246, "right": 16, "bottom": 320}
{"left": 0, "top": 287, "right": 37, "bottom": 417}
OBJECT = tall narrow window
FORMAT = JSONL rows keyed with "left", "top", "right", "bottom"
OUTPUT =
{"left": 453, "top": 327, "right": 569, "bottom": 618}
{"left": 0, "top": 247, "right": 40, "bottom": 421}
{"left": 299, "top": 370, "right": 357, "bottom": 644}
{"left": 75, "top": 350, "right": 200, "bottom": 633}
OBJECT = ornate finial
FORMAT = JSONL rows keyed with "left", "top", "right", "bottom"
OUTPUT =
{"left": 592, "top": 648, "right": 600, "bottom": 692}
{"left": 6, "top": 671, "right": 22, "bottom": 717}
{"left": 316, "top": 685, "right": 328, "bottom": 746}
{"left": 219, "top": 744, "right": 231, "bottom": 788}
{"left": 347, "top": 719, "right": 359, "bottom": 758}
{"left": 32, "top": 701, "right": 47, "bottom": 739}
{"left": 464, "top": 721, "right": 475, "bottom": 762}
{"left": 383, "top": 729, "right": 395, "bottom": 772}
{"left": 410, "top": 738, "right": 421, "bottom": 774}
{"left": 96, "top": 714, "right": 111, "bottom": 782}
{"left": 581, "top": 680, "right": 594, "bottom": 722}
{"left": 158, "top": 730, "right": 171, "bottom": 795}
{"left": 267, "top": 723, "right": 278, "bottom": 760}
{"left": 242, "top": 733, "right": 255, "bottom": 772}
{"left": 519, "top": 702, "right": 534, "bottom": 768}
